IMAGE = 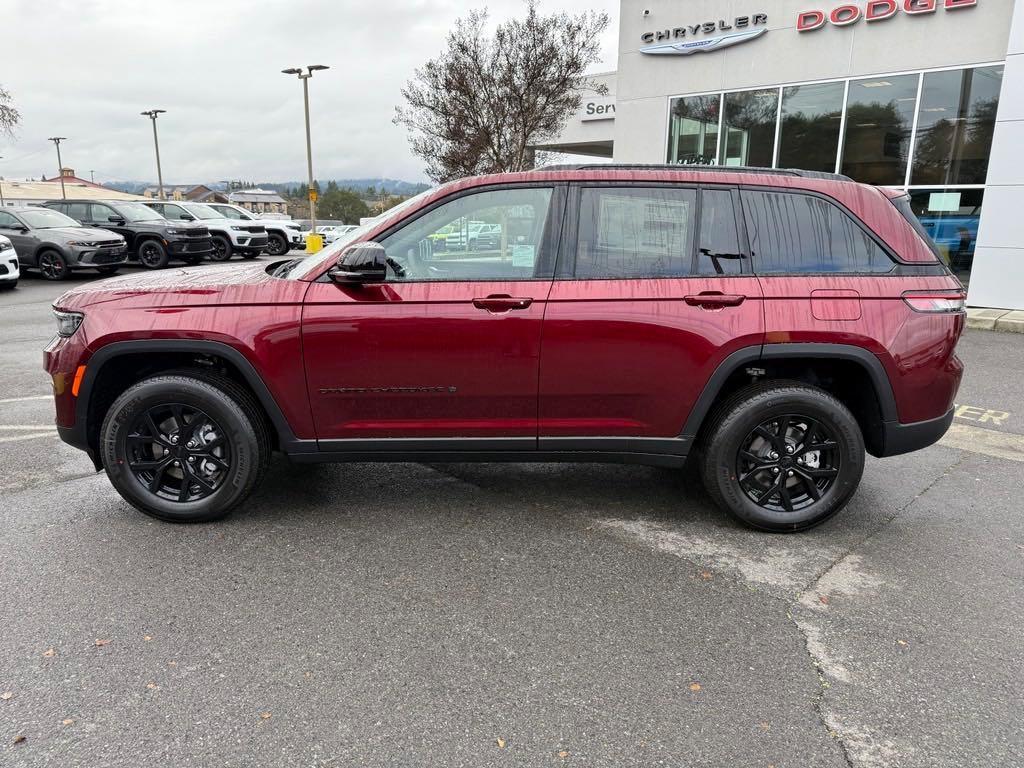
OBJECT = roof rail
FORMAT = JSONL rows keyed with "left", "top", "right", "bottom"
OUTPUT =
{"left": 533, "top": 163, "right": 854, "bottom": 182}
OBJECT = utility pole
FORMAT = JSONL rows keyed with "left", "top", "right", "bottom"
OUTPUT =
{"left": 89, "top": 170, "right": 95, "bottom": 184}
{"left": 47, "top": 138, "right": 68, "bottom": 200}
{"left": 141, "top": 110, "right": 167, "bottom": 199}
{"left": 0, "top": 156, "right": 5, "bottom": 207}
{"left": 281, "top": 65, "right": 329, "bottom": 247}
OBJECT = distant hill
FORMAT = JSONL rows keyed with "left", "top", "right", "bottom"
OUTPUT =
{"left": 102, "top": 178, "right": 430, "bottom": 196}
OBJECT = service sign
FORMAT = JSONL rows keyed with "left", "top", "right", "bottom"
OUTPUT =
{"left": 580, "top": 97, "right": 616, "bottom": 122}
{"left": 640, "top": 13, "right": 768, "bottom": 55}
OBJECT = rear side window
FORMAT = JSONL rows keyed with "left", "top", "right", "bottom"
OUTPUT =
{"left": 741, "top": 190, "right": 894, "bottom": 274}
{"left": 65, "top": 203, "right": 90, "bottom": 222}
{"left": 697, "top": 189, "right": 745, "bottom": 276}
{"left": 575, "top": 187, "right": 697, "bottom": 278}
{"left": 889, "top": 193, "right": 942, "bottom": 260}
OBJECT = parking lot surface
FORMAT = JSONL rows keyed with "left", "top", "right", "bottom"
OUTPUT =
{"left": 1, "top": 262, "right": 1022, "bottom": 767}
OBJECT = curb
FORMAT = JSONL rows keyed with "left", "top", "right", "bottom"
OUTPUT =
{"left": 966, "top": 308, "right": 1024, "bottom": 333}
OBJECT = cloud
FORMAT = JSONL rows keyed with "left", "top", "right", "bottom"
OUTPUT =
{"left": 1, "top": 0, "right": 618, "bottom": 184}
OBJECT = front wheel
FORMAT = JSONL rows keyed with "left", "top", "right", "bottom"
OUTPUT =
{"left": 209, "top": 235, "right": 232, "bottom": 262}
{"left": 138, "top": 240, "right": 169, "bottom": 269}
{"left": 100, "top": 374, "right": 270, "bottom": 522}
{"left": 700, "top": 383, "right": 865, "bottom": 532}
{"left": 265, "top": 233, "right": 289, "bottom": 257}
{"left": 38, "top": 250, "right": 69, "bottom": 280}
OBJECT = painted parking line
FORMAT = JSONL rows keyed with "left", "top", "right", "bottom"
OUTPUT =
{"left": 0, "top": 425, "right": 57, "bottom": 431}
{"left": 0, "top": 432, "right": 57, "bottom": 444}
{"left": 940, "top": 422, "right": 1024, "bottom": 463}
{"left": 0, "top": 395, "right": 53, "bottom": 404}
{"left": 954, "top": 403, "right": 1011, "bottom": 427}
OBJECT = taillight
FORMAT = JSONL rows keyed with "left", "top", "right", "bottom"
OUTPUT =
{"left": 901, "top": 289, "right": 966, "bottom": 313}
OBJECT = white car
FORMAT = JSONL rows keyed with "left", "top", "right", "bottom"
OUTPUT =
{"left": 0, "top": 234, "right": 18, "bottom": 289}
{"left": 142, "top": 201, "right": 269, "bottom": 262}
{"left": 316, "top": 224, "right": 357, "bottom": 244}
{"left": 206, "top": 203, "right": 307, "bottom": 257}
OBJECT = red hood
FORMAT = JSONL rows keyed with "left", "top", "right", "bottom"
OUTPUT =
{"left": 53, "top": 262, "right": 306, "bottom": 310}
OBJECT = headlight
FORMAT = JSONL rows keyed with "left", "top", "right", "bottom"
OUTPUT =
{"left": 286, "top": 224, "right": 301, "bottom": 231}
{"left": 230, "top": 225, "right": 246, "bottom": 231}
{"left": 0, "top": 240, "right": 11, "bottom": 251}
{"left": 165, "top": 228, "right": 187, "bottom": 235}
{"left": 53, "top": 309, "right": 84, "bottom": 338}
{"left": 66, "top": 241, "right": 87, "bottom": 247}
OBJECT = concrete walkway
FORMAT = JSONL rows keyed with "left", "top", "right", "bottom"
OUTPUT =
{"left": 966, "top": 307, "right": 1024, "bottom": 333}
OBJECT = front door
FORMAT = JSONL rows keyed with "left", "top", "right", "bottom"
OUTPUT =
{"left": 302, "top": 184, "right": 564, "bottom": 448}
{"left": 538, "top": 184, "right": 765, "bottom": 453}
{"left": 0, "top": 210, "right": 34, "bottom": 255}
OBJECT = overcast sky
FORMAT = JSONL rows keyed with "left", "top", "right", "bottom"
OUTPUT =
{"left": 1, "top": 0, "right": 619, "bottom": 186}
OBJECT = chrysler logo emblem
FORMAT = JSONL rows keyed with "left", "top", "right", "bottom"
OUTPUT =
{"left": 641, "top": 27, "right": 767, "bottom": 55}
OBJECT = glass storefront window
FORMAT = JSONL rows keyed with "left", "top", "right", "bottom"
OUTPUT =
{"left": 777, "top": 81, "right": 845, "bottom": 172}
{"left": 907, "top": 188, "right": 984, "bottom": 284}
{"left": 667, "top": 95, "right": 720, "bottom": 165}
{"left": 719, "top": 89, "right": 778, "bottom": 168}
{"left": 911, "top": 66, "right": 1003, "bottom": 186}
{"left": 840, "top": 74, "right": 919, "bottom": 185}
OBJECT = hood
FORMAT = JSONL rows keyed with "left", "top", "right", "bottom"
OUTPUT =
{"left": 53, "top": 261, "right": 303, "bottom": 310}
{"left": 44, "top": 227, "right": 124, "bottom": 242}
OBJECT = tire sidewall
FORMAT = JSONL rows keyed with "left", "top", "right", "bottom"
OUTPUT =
{"left": 266, "top": 233, "right": 288, "bottom": 256}
{"left": 209, "top": 235, "right": 232, "bottom": 261}
{"left": 101, "top": 379, "right": 259, "bottom": 522}
{"left": 706, "top": 391, "right": 865, "bottom": 532}
{"left": 138, "top": 240, "right": 169, "bottom": 269}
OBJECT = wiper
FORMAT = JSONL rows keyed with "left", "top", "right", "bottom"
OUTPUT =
{"left": 271, "top": 258, "right": 301, "bottom": 278}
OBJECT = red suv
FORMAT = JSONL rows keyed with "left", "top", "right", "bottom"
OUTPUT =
{"left": 44, "top": 166, "right": 965, "bottom": 531}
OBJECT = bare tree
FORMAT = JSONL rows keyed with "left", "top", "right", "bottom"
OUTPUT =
{"left": 1, "top": 85, "right": 20, "bottom": 136}
{"left": 395, "top": 1, "right": 609, "bottom": 182}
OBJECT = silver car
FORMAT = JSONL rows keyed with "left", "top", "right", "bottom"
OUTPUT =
{"left": 0, "top": 207, "right": 128, "bottom": 280}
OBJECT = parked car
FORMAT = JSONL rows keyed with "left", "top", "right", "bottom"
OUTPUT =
{"left": 0, "top": 207, "right": 127, "bottom": 280}
{"left": 316, "top": 224, "right": 357, "bottom": 244}
{"left": 43, "top": 199, "right": 213, "bottom": 269}
{"left": 446, "top": 221, "right": 502, "bottom": 250}
{"left": 204, "top": 203, "right": 306, "bottom": 257}
{"left": 45, "top": 165, "right": 965, "bottom": 531}
{"left": 142, "top": 201, "right": 268, "bottom": 261}
{"left": 0, "top": 234, "right": 18, "bottom": 289}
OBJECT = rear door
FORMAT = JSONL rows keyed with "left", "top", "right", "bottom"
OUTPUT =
{"left": 538, "top": 184, "right": 765, "bottom": 452}
{"left": 0, "top": 211, "right": 34, "bottom": 257}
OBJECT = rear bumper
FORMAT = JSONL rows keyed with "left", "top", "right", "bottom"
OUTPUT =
{"left": 878, "top": 407, "right": 954, "bottom": 457}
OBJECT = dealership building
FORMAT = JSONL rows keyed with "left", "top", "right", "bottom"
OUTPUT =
{"left": 538, "top": 0, "right": 1024, "bottom": 310}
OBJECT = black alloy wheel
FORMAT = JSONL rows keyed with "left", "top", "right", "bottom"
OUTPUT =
{"left": 125, "top": 403, "right": 231, "bottom": 503}
{"left": 736, "top": 414, "right": 840, "bottom": 513}
{"left": 266, "top": 233, "right": 289, "bottom": 257}
{"left": 209, "top": 236, "right": 232, "bottom": 262}
{"left": 38, "top": 250, "right": 69, "bottom": 280}
{"left": 138, "top": 240, "right": 169, "bottom": 269}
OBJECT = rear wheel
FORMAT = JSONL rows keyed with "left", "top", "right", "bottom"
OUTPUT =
{"left": 100, "top": 374, "right": 270, "bottom": 523}
{"left": 37, "top": 250, "right": 69, "bottom": 280}
{"left": 700, "top": 382, "right": 865, "bottom": 532}
{"left": 209, "top": 235, "right": 232, "bottom": 262}
{"left": 266, "top": 233, "right": 289, "bottom": 257}
{"left": 138, "top": 240, "right": 169, "bottom": 269}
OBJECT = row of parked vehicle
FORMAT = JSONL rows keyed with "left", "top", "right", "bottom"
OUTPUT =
{"left": 0, "top": 199, "right": 309, "bottom": 284}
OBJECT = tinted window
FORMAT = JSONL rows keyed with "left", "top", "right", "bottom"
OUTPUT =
{"left": 697, "top": 189, "right": 744, "bottom": 275}
{"left": 379, "top": 187, "right": 553, "bottom": 281}
{"left": 742, "top": 190, "right": 893, "bottom": 274}
{"left": 64, "top": 202, "right": 90, "bottom": 222}
{"left": 575, "top": 187, "right": 696, "bottom": 278}
{"left": 90, "top": 204, "right": 116, "bottom": 223}
{"left": 0, "top": 211, "right": 19, "bottom": 228}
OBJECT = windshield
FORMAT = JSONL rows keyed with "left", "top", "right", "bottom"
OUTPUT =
{"left": 213, "top": 205, "right": 251, "bottom": 220}
{"left": 275, "top": 188, "right": 435, "bottom": 280}
{"left": 20, "top": 209, "right": 80, "bottom": 229}
{"left": 182, "top": 203, "right": 224, "bottom": 221}
{"left": 115, "top": 202, "right": 165, "bottom": 222}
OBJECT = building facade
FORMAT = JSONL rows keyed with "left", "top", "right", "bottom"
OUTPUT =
{"left": 541, "top": 0, "right": 1024, "bottom": 310}
{"left": 227, "top": 189, "right": 289, "bottom": 216}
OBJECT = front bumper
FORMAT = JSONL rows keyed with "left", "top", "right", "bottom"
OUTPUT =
{"left": 233, "top": 235, "right": 269, "bottom": 253}
{"left": 168, "top": 236, "right": 215, "bottom": 257}
{"left": 70, "top": 244, "right": 128, "bottom": 266}
{"left": 0, "top": 250, "right": 19, "bottom": 281}
{"left": 878, "top": 407, "right": 955, "bottom": 457}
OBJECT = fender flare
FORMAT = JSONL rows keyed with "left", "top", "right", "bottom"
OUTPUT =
{"left": 679, "top": 343, "right": 898, "bottom": 440}
{"left": 70, "top": 339, "right": 310, "bottom": 461}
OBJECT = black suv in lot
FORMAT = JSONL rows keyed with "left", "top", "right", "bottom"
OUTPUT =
{"left": 44, "top": 200, "right": 214, "bottom": 269}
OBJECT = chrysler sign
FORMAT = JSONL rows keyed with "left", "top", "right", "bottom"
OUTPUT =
{"left": 640, "top": 13, "right": 768, "bottom": 55}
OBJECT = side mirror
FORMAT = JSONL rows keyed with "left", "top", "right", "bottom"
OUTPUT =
{"left": 180, "top": 214, "right": 195, "bottom": 221}
{"left": 107, "top": 216, "right": 126, "bottom": 225}
{"left": 328, "top": 242, "right": 387, "bottom": 285}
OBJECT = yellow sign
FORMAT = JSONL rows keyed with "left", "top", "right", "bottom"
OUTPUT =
{"left": 309, "top": 189, "right": 318, "bottom": 202}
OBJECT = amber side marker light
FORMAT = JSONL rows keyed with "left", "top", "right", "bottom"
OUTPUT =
{"left": 901, "top": 290, "right": 966, "bottom": 313}
{"left": 71, "top": 365, "right": 87, "bottom": 397}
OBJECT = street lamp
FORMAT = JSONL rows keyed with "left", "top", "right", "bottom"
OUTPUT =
{"left": 281, "top": 65, "right": 329, "bottom": 243}
{"left": 47, "top": 138, "right": 68, "bottom": 200}
{"left": 141, "top": 109, "right": 167, "bottom": 200}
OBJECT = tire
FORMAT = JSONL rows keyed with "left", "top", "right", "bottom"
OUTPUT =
{"left": 137, "top": 240, "right": 169, "bottom": 269}
{"left": 96, "top": 266, "right": 120, "bottom": 276}
{"left": 266, "top": 233, "right": 289, "bottom": 257}
{"left": 37, "top": 249, "right": 70, "bottom": 280}
{"left": 99, "top": 373, "right": 271, "bottom": 523}
{"left": 700, "top": 382, "right": 865, "bottom": 532}
{"left": 209, "top": 235, "right": 232, "bottom": 262}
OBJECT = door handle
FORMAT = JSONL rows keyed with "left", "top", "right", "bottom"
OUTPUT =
{"left": 684, "top": 291, "right": 746, "bottom": 309}
{"left": 473, "top": 294, "right": 533, "bottom": 313}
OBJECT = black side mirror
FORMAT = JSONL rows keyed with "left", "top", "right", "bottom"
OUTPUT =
{"left": 180, "top": 214, "right": 195, "bottom": 221}
{"left": 108, "top": 216, "right": 126, "bottom": 225}
{"left": 328, "top": 242, "right": 388, "bottom": 285}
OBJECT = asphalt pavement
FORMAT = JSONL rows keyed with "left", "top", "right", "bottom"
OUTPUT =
{"left": 1, "top": 261, "right": 1021, "bottom": 767}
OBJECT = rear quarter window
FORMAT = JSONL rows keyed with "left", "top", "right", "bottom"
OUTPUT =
{"left": 741, "top": 189, "right": 894, "bottom": 274}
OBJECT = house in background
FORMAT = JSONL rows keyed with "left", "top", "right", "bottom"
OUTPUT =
{"left": 228, "top": 188, "right": 288, "bottom": 216}
{"left": 1, "top": 168, "right": 143, "bottom": 207}
{"left": 142, "top": 184, "right": 229, "bottom": 203}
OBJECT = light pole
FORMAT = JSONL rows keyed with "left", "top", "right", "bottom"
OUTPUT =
{"left": 281, "top": 65, "right": 329, "bottom": 244}
{"left": 141, "top": 109, "right": 166, "bottom": 199}
{"left": 0, "top": 156, "right": 5, "bottom": 207}
{"left": 89, "top": 170, "right": 95, "bottom": 184}
{"left": 47, "top": 137, "right": 67, "bottom": 199}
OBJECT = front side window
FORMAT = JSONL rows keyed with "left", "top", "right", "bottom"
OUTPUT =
{"left": 742, "top": 190, "right": 893, "bottom": 274}
{"left": 215, "top": 206, "right": 248, "bottom": 220}
{"left": 379, "top": 187, "right": 553, "bottom": 281}
{"left": 114, "top": 202, "right": 164, "bottom": 222}
{"left": 720, "top": 89, "right": 779, "bottom": 168}
{"left": 575, "top": 187, "right": 696, "bottom": 278}
{"left": 90, "top": 204, "right": 117, "bottom": 223}
{"left": 0, "top": 211, "right": 19, "bottom": 228}
{"left": 182, "top": 204, "right": 222, "bottom": 220}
